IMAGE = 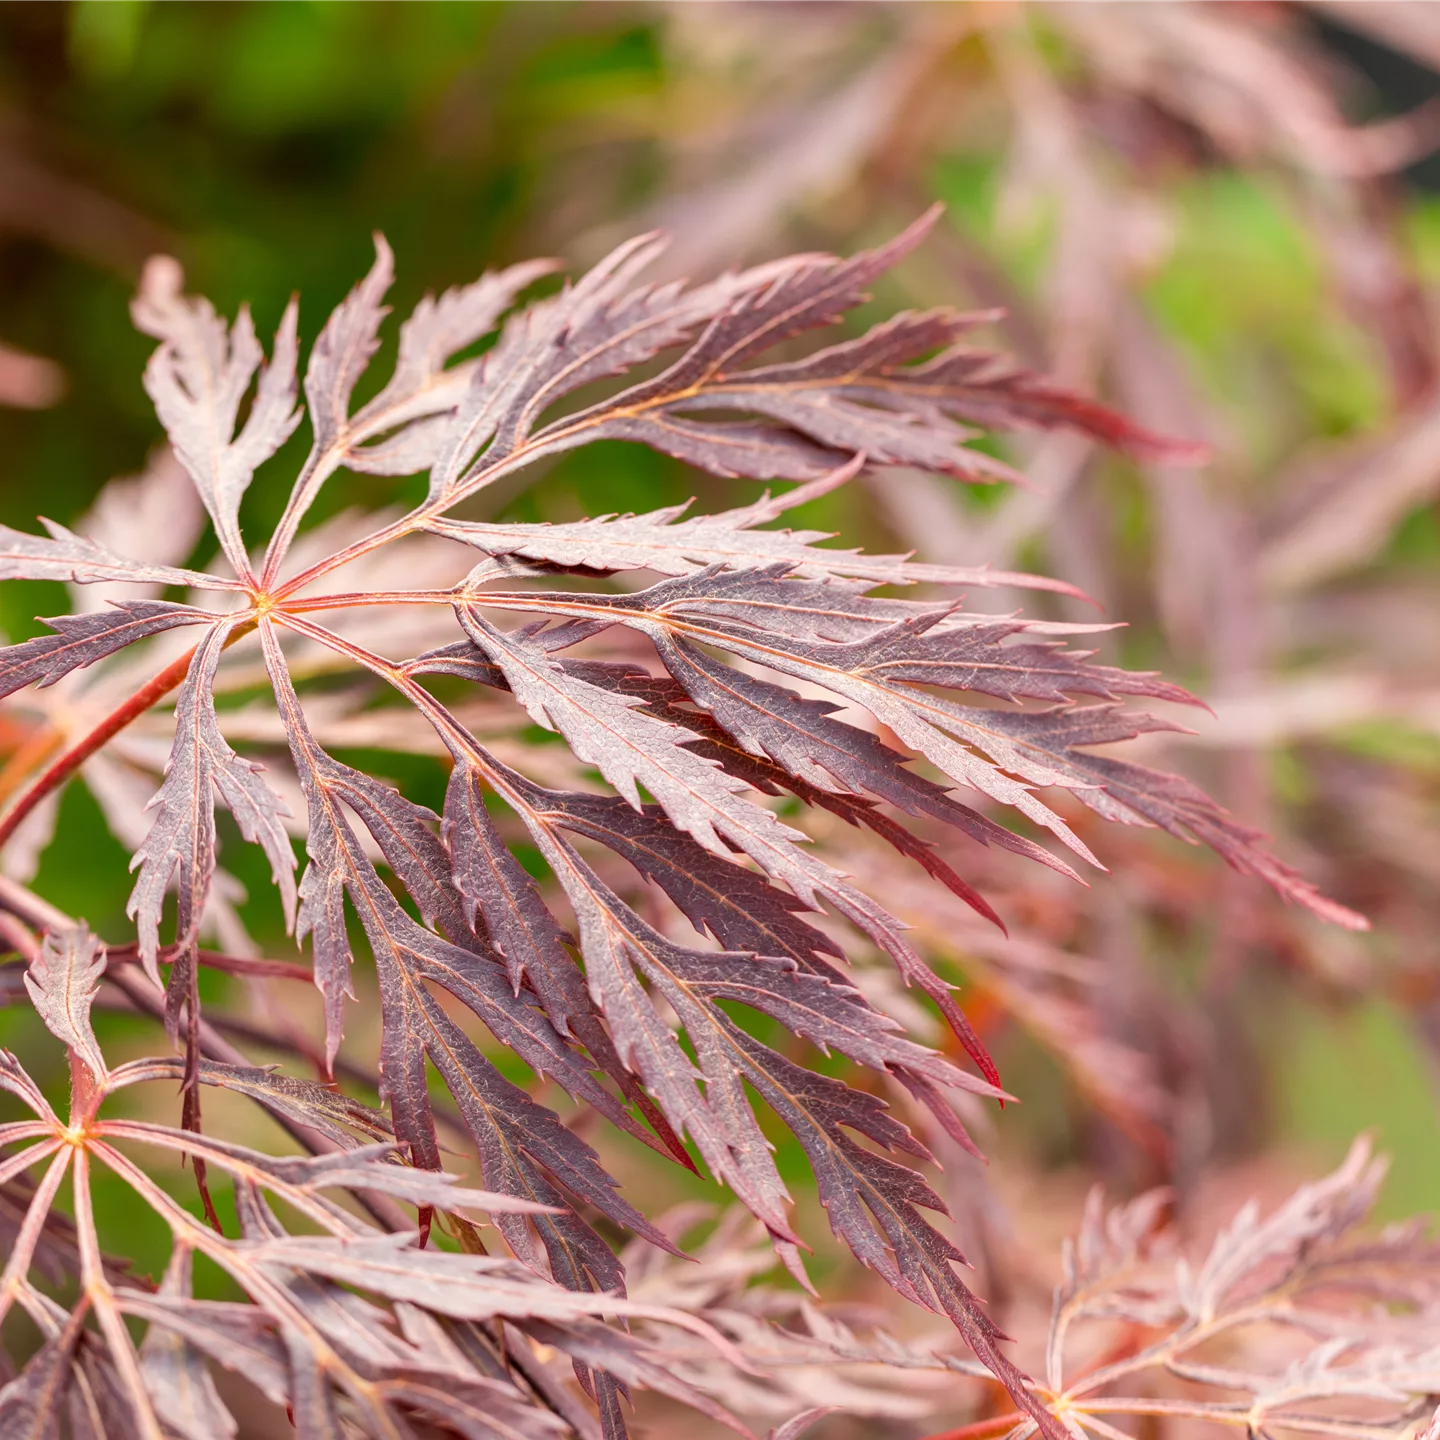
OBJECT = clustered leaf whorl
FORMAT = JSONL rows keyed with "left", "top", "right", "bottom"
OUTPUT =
{"left": 0, "top": 213, "right": 1370, "bottom": 1439}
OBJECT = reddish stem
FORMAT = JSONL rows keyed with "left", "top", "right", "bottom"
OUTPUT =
{"left": 284, "top": 588, "right": 454, "bottom": 612}
{"left": 0, "top": 645, "right": 201, "bottom": 850}
{"left": 104, "top": 944, "right": 313, "bottom": 982}
{"left": 0, "top": 616, "right": 256, "bottom": 852}
{"left": 269, "top": 511, "right": 416, "bottom": 602}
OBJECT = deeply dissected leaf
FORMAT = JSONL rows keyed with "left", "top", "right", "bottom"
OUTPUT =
{"left": 427, "top": 757, "right": 1010, "bottom": 1323}
{"left": 442, "top": 751, "right": 576, "bottom": 997}
{"left": 531, "top": 787, "right": 850, "bottom": 979}
{"left": 0, "top": 1040, "right": 734, "bottom": 1440}
{"left": 422, "top": 644, "right": 1074, "bottom": 916}
{"left": 425, "top": 455, "right": 1079, "bottom": 597}
{"left": 23, "top": 924, "right": 108, "bottom": 1082}
{"left": 392, "top": 205, "right": 1201, "bottom": 518}
{"left": 457, "top": 604, "right": 836, "bottom": 882}
{"left": 567, "top": 652, "right": 1077, "bottom": 875}
{"left": 302, "top": 237, "right": 396, "bottom": 472}
{"left": 0, "top": 211, "right": 1375, "bottom": 1440}
{"left": 263, "top": 239, "right": 556, "bottom": 581}
{"left": 510, "top": 213, "right": 1198, "bottom": 490}
{"left": 0, "top": 601, "right": 214, "bottom": 701}
{"left": 426, "top": 231, "right": 786, "bottom": 500}
{"left": 1017, "top": 1137, "right": 1440, "bottom": 1440}
{"left": 511, "top": 781, "right": 993, "bottom": 1118}
{"left": 347, "top": 253, "right": 561, "bottom": 471}
{"left": 133, "top": 255, "right": 303, "bottom": 581}
{"left": 953, "top": 703, "right": 1371, "bottom": 929}
{"left": 129, "top": 619, "right": 296, "bottom": 983}
{"left": 450, "top": 603, "right": 978, "bottom": 1014}
{"left": 1186, "top": 1137, "right": 1386, "bottom": 1319}
{"left": 260, "top": 628, "right": 681, "bottom": 1272}
{"left": 0, "top": 1323, "right": 78, "bottom": 1440}
{"left": 456, "top": 563, "right": 1357, "bottom": 925}
{"left": 724, "top": 1026, "right": 1058, "bottom": 1436}
{"left": 414, "top": 987, "right": 659, "bottom": 1293}
{"left": 107, "top": 1056, "right": 393, "bottom": 1148}
{"left": 137, "top": 1247, "right": 237, "bottom": 1440}
{"left": 523, "top": 1315, "right": 749, "bottom": 1438}
{"left": 441, "top": 747, "right": 699, "bottom": 1173}
{"left": 0, "top": 518, "right": 236, "bottom": 590}
{"left": 459, "top": 581, "right": 1092, "bottom": 864}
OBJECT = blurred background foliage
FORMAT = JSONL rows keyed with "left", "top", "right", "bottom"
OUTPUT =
{"left": 5, "top": 3, "right": 1440, "bottom": 1430}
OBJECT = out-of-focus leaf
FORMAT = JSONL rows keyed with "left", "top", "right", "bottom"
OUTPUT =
{"left": 137, "top": 1247, "right": 238, "bottom": 1440}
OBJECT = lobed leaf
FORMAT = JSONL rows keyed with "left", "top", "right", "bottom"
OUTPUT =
{"left": 23, "top": 924, "right": 108, "bottom": 1083}
{"left": 0, "top": 211, "right": 1373, "bottom": 1440}
{"left": 108, "top": 1056, "right": 393, "bottom": 1149}
{"left": 137, "top": 1247, "right": 237, "bottom": 1440}
{"left": 0, "top": 519, "right": 236, "bottom": 591}
{"left": 0, "top": 601, "right": 214, "bottom": 701}
{"left": 426, "top": 453, "right": 1081, "bottom": 597}
{"left": 133, "top": 255, "right": 302, "bottom": 581}
{"left": 264, "top": 239, "right": 557, "bottom": 580}
{"left": 129, "top": 619, "right": 296, "bottom": 985}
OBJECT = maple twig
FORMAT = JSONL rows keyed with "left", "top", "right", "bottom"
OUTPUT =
{"left": 104, "top": 942, "right": 313, "bottom": 982}
{"left": 0, "top": 647, "right": 199, "bottom": 847}
{"left": 0, "top": 617, "right": 258, "bottom": 852}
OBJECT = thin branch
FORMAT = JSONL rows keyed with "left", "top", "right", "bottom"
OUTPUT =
{"left": 283, "top": 588, "right": 457, "bottom": 612}
{"left": 0, "top": 615, "right": 258, "bottom": 851}
{"left": 269, "top": 509, "right": 419, "bottom": 602}
{"left": 104, "top": 942, "right": 314, "bottom": 982}
{"left": 0, "top": 873, "right": 79, "bottom": 935}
